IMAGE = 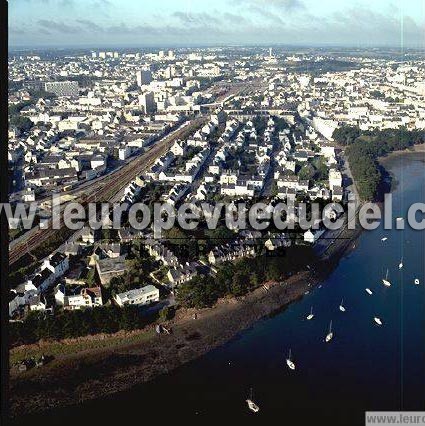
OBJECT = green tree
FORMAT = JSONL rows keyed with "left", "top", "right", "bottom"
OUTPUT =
{"left": 10, "top": 115, "right": 33, "bottom": 133}
{"left": 298, "top": 163, "right": 315, "bottom": 181}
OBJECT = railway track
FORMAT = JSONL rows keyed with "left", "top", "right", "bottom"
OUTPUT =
{"left": 9, "top": 117, "right": 207, "bottom": 268}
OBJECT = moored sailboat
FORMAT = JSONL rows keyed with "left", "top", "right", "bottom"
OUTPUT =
{"left": 286, "top": 349, "right": 296, "bottom": 370}
{"left": 306, "top": 306, "right": 314, "bottom": 320}
{"left": 382, "top": 269, "right": 391, "bottom": 287}
{"left": 325, "top": 320, "right": 333, "bottom": 343}
{"left": 374, "top": 317, "right": 383, "bottom": 326}
{"left": 246, "top": 388, "right": 260, "bottom": 413}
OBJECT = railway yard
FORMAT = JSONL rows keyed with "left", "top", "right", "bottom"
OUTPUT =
{"left": 9, "top": 116, "right": 207, "bottom": 269}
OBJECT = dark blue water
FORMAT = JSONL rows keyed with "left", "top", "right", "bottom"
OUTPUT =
{"left": 13, "top": 152, "right": 425, "bottom": 425}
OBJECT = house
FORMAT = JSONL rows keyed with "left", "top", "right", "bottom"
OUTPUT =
{"left": 118, "top": 227, "right": 144, "bottom": 242}
{"left": 64, "top": 243, "right": 82, "bottom": 257}
{"left": 277, "top": 175, "right": 298, "bottom": 189}
{"left": 144, "top": 240, "right": 179, "bottom": 267}
{"left": 219, "top": 170, "right": 239, "bottom": 185}
{"left": 30, "top": 268, "right": 55, "bottom": 293}
{"left": 208, "top": 240, "right": 255, "bottom": 265}
{"left": 332, "top": 186, "right": 344, "bottom": 202}
{"left": 54, "top": 284, "right": 66, "bottom": 306}
{"left": 329, "top": 169, "right": 343, "bottom": 191}
{"left": 28, "top": 294, "right": 48, "bottom": 311}
{"left": 66, "top": 287, "right": 103, "bottom": 310}
{"left": 167, "top": 262, "right": 199, "bottom": 287}
{"left": 264, "top": 234, "right": 291, "bottom": 251}
{"left": 9, "top": 289, "right": 36, "bottom": 317}
{"left": 22, "top": 188, "right": 35, "bottom": 202}
{"left": 220, "top": 181, "right": 255, "bottom": 198}
{"left": 42, "top": 252, "right": 69, "bottom": 278}
{"left": 98, "top": 243, "right": 122, "bottom": 258}
{"left": 170, "top": 140, "right": 187, "bottom": 156}
{"left": 96, "top": 255, "right": 127, "bottom": 287}
{"left": 81, "top": 227, "right": 96, "bottom": 244}
{"left": 114, "top": 285, "right": 159, "bottom": 307}
{"left": 304, "top": 228, "right": 325, "bottom": 244}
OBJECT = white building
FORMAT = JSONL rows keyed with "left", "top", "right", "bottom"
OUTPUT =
{"left": 304, "top": 228, "right": 325, "bottom": 244}
{"left": 114, "top": 285, "right": 159, "bottom": 307}
{"left": 329, "top": 169, "right": 342, "bottom": 191}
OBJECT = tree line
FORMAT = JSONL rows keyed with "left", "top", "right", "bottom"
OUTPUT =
{"left": 176, "top": 245, "right": 317, "bottom": 309}
{"left": 333, "top": 125, "right": 425, "bottom": 200}
{"left": 10, "top": 305, "right": 156, "bottom": 347}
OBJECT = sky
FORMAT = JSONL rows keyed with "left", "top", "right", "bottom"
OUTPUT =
{"left": 8, "top": 0, "right": 425, "bottom": 48}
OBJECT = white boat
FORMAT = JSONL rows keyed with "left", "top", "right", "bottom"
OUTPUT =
{"left": 374, "top": 317, "right": 383, "bottom": 326}
{"left": 339, "top": 299, "right": 346, "bottom": 312}
{"left": 246, "top": 389, "right": 260, "bottom": 413}
{"left": 382, "top": 269, "right": 391, "bottom": 287}
{"left": 396, "top": 217, "right": 403, "bottom": 221}
{"left": 414, "top": 278, "right": 420, "bottom": 285}
{"left": 325, "top": 320, "right": 333, "bottom": 343}
{"left": 381, "top": 237, "right": 388, "bottom": 242}
{"left": 286, "top": 349, "right": 296, "bottom": 370}
{"left": 366, "top": 288, "right": 373, "bottom": 295}
{"left": 398, "top": 257, "right": 403, "bottom": 269}
{"left": 306, "top": 306, "right": 314, "bottom": 320}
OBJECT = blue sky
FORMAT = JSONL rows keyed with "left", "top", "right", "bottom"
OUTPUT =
{"left": 9, "top": 0, "right": 425, "bottom": 48}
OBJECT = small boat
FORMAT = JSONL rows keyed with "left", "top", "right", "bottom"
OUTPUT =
{"left": 286, "top": 349, "right": 296, "bottom": 370}
{"left": 366, "top": 288, "right": 373, "bottom": 295}
{"left": 246, "top": 388, "right": 260, "bottom": 413}
{"left": 414, "top": 278, "right": 420, "bottom": 285}
{"left": 306, "top": 306, "right": 314, "bottom": 320}
{"left": 381, "top": 237, "right": 388, "bottom": 242}
{"left": 398, "top": 257, "right": 403, "bottom": 270}
{"left": 374, "top": 317, "right": 383, "bottom": 326}
{"left": 339, "top": 299, "right": 346, "bottom": 312}
{"left": 382, "top": 269, "right": 391, "bottom": 287}
{"left": 325, "top": 320, "right": 333, "bottom": 343}
{"left": 396, "top": 217, "right": 403, "bottom": 221}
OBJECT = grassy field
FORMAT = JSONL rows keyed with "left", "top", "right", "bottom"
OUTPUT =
{"left": 10, "top": 328, "right": 155, "bottom": 365}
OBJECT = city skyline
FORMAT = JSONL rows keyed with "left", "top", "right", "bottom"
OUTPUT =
{"left": 9, "top": 0, "right": 425, "bottom": 48}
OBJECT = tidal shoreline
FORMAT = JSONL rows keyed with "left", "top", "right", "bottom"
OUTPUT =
{"left": 9, "top": 220, "right": 360, "bottom": 419}
{"left": 8, "top": 144, "right": 370, "bottom": 420}
{"left": 377, "top": 144, "right": 425, "bottom": 198}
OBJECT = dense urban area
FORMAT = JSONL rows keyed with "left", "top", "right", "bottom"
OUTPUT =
{"left": 8, "top": 46, "right": 425, "bottom": 353}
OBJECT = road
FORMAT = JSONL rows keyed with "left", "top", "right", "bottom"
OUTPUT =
{"left": 314, "top": 153, "right": 362, "bottom": 258}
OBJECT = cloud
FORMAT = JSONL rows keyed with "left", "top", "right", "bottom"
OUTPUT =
{"left": 9, "top": 27, "right": 27, "bottom": 35}
{"left": 232, "top": 0, "right": 304, "bottom": 26}
{"left": 37, "top": 19, "right": 79, "bottom": 34}
{"left": 76, "top": 19, "right": 104, "bottom": 32}
{"left": 9, "top": 1, "right": 424, "bottom": 48}
{"left": 233, "top": 0, "right": 305, "bottom": 12}
{"left": 264, "top": 0, "right": 305, "bottom": 11}
{"left": 246, "top": 6, "right": 284, "bottom": 25}
{"left": 172, "top": 11, "right": 221, "bottom": 27}
{"left": 38, "top": 28, "right": 52, "bottom": 35}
